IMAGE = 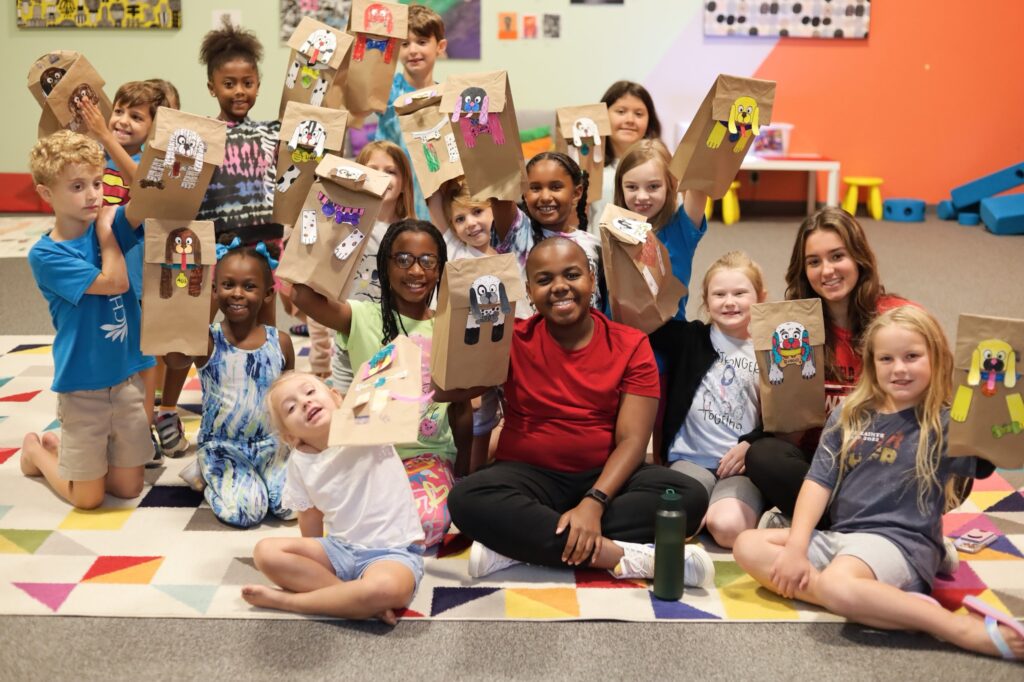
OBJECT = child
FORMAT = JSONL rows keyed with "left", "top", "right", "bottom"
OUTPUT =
{"left": 292, "top": 220, "right": 460, "bottom": 546}
{"left": 165, "top": 237, "right": 295, "bottom": 527}
{"left": 146, "top": 78, "right": 181, "bottom": 109}
{"left": 733, "top": 306, "right": 1022, "bottom": 661}
{"left": 614, "top": 139, "right": 709, "bottom": 320}
{"left": 651, "top": 252, "right": 767, "bottom": 549}
{"left": 242, "top": 372, "right": 424, "bottom": 624}
{"left": 372, "top": 3, "right": 447, "bottom": 220}
{"left": 20, "top": 131, "right": 154, "bottom": 509}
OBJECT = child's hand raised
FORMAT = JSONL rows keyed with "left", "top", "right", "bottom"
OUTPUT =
{"left": 79, "top": 99, "right": 113, "bottom": 146}
{"left": 94, "top": 205, "right": 117, "bottom": 239}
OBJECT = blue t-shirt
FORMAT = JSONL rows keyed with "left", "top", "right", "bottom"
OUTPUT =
{"left": 372, "top": 71, "right": 430, "bottom": 221}
{"left": 657, "top": 205, "right": 708, "bottom": 320}
{"left": 104, "top": 150, "right": 144, "bottom": 298}
{"left": 28, "top": 206, "right": 155, "bottom": 393}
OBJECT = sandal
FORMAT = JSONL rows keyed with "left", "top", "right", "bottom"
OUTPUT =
{"left": 962, "top": 595, "right": 1024, "bottom": 660}
{"left": 289, "top": 324, "right": 309, "bottom": 337}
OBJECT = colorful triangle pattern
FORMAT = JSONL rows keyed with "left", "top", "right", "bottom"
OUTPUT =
{"left": 0, "top": 390, "right": 41, "bottom": 403}
{"left": 505, "top": 588, "right": 580, "bottom": 619}
{"left": 82, "top": 555, "right": 164, "bottom": 584}
{"left": 650, "top": 592, "right": 721, "bottom": 620}
{"left": 14, "top": 582, "right": 76, "bottom": 612}
{"left": 0, "top": 529, "right": 52, "bottom": 554}
{"left": 0, "top": 448, "right": 17, "bottom": 465}
{"left": 154, "top": 585, "right": 218, "bottom": 614}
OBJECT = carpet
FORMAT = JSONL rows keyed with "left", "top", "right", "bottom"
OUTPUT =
{"left": 0, "top": 216, "right": 51, "bottom": 259}
{"left": 1, "top": 336, "right": 1022, "bottom": 622}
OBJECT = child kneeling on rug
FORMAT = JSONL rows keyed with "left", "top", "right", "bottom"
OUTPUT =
{"left": 242, "top": 372, "right": 424, "bottom": 624}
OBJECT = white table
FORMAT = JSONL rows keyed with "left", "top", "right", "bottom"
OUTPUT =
{"left": 740, "top": 154, "right": 841, "bottom": 215}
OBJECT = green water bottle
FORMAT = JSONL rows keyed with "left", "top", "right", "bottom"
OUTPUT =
{"left": 653, "top": 488, "right": 686, "bottom": 601}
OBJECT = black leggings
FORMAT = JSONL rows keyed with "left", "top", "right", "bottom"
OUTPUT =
{"left": 448, "top": 461, "right": 709, "bottom": 567}
{"left": 745, "top": 436, "right": 831, "bottom": 529}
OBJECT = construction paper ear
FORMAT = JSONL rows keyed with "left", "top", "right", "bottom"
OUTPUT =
{"left": 967, "top": 347, "right": 982, "bottom": 386}
{"left": 1006, "top": 350, "right": 1017, "bottom": 389}
{"left": 451, "top": 96, "right": 463, "bottom": 123}
{"left": 751, "top": 105, "right": 760, "bottom": 136}
{"left": 480, "top": 95, "right": 489, "bottom": 125}
{"left": 728, "top": 101, "right": 738, "bottom": 135}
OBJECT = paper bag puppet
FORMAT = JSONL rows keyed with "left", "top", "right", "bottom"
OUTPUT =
{"left": 431, "top": 254, "right": 527, "bottom": 390}
{"left": 948, "top": 314, "right": 1024, "bottom": 469}
{"left": 751, "top": 299, "right": 826, "bottom": 433}
{"left": 396, "top": 87, "right": 464, "bottom": 199}
{"left": 439, "top": 71, "right": 526, "bottom": 202}
{"left": 273, "top": 102, "right": 349, "bottom": 226}
{"left": 330, "top": 336, "right": 424, "bottom": 447}
{"left": 599, "top": 205, "right": 686, "bottom": 334}
{"left": 280, "top": 17, "right": 354, "bottom": 116}
{"left": 555, "top": 104, "right": 612, "bottom": 202}
{"left": 342, "top": 0, "right": 409, "bottom": 118}
{"left": 140, "top": 220, "right": 215, "bottom": 356}
{"left": 125, "top": 108, "right": 227, "bottom": 225}
{"left": 276, "top": 155, "right": 390, "bottom": 301}
{"left": 27, "top": 50, "right": 113, "bottom": 138}
{"left": 671, "top": 75, "right": 776, "bottom": 199}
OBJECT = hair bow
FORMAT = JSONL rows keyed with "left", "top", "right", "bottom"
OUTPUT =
{"left": 215, "top": 237, "right": 280, "bottom": 270}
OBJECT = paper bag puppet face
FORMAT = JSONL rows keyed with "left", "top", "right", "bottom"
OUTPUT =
{"left": 396, "top": 87, "right": 464, "bottom": 198}
{"left": 343, "top": 0, "right": 409, "bottom": 117}
{"left": 751, "top": 298, "right": 826, "bottom": 433}
{"left": 439, "top": 71, "right": 526, "bottom": 202}
{"left": 670, "top": 74, "right": 776, "bottom": 199}
{"left": 27, "top": 51, "right": 113, "bottom": 137}
{"left": 280, "top": 17, "right": 354, "bottom": 116}
{"left": 140, "top": 220, "right": 216, "bottom": 356}
{"left": 948, "top": 314, "right": 1024, "bottom": 468}
{"left": 273, "top": 102, "right": 349, "bottom": 226}
{"left": 430, "top": 254, "right": 527, "bottom": 390}
{"left": 555, "top": 104, "right": 612, "bottom": 201}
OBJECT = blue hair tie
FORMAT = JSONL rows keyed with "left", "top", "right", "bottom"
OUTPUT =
{"left": 253, "top": 241, "right": 280, "bottom": 271}
{"left": 215, "top": 237, "right": 279, "bottom": 270}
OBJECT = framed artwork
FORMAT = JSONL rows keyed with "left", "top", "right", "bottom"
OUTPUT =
{"left": 704, "top": 0, "right": 870, "bottom": 39}
{"left": 400, "top": 0, "right": 480, "bottom": 59}
{"left": 16, "top": 0, "right": 181, "bottom": 28}
{"left": 280, "top": 0, "right": 351, "bottom": 43}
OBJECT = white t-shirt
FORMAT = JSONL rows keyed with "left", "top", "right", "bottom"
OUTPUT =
{"left": 282, "top": 444, "right": 425, "bottom": 549}
{"left": 348, "top": 220, "right": 391, "bottom": 304}
{"left": 587, "top": 157, "right": 619, "bottom": 235}
{"left": 443, "top": 229, "right": 489, "bottom": 262}
{"left": 668, "top": 326, "right": 761, "bottom": 469}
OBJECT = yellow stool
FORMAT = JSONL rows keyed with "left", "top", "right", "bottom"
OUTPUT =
{"left": 842, "top": 177, "right": 884, "bottom": 220}
{"left": 705, "top": 181, "right": 742, "bottom": 225}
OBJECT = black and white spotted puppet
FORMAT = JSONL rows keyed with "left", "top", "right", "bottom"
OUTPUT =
{"left": 466, "top": 274, "right": 511, "bottom": 345}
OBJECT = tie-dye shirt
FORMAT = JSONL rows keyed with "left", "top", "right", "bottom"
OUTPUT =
{"left": 198, "top": 323, "right": 286, "bottom": 444}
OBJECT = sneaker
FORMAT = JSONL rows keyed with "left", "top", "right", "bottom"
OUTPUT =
{"left": 757, "top": 509, "right": 791, "bottom": 530}
{"left": 145, "top": 430, "right": 164, "bottom": 469}
{"left": 684, "top": 544, "right": 716, "bottom": 589}
{"left": 938, "top": 537, "right": 960, "bottom": 576}
{"left": 612, "top": 541, "right": 716, "bottom": 589}
{"left": 154, "top": 411, "right": 189, "bottom": 457}
{"left": 178, "top": 458, "right": 206, "bottom": 492}
{"left": 467, "top": 541, "right": 521, "bottom": 578}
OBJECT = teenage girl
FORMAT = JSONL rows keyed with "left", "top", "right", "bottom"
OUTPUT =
{"left": 651, "top": 251, "right": 767, "bottom": 549}
{"left": 733, "top": 306, "right": 1021, "bottom": 661}
{"left": 165, "top": 237, "right": 295, "bottom": 528}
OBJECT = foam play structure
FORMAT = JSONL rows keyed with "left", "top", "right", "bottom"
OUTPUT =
{"left": 936, "top": 161, "right": 1024, "bottom": 234}
{"left": 882, "top": 198, "right": 925, "bottom": 222}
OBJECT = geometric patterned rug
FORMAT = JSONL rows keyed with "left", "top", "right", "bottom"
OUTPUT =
{"left": 1, "top": 335, "right": 1022, "bottom": 621}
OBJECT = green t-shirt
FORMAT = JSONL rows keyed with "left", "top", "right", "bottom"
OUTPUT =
{"left": 339, "top": 299, "right": 455, "bottom": 463}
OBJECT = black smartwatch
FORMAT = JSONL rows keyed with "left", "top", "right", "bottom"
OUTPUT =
{"left": 584, "top": 488, "right": 609, "bottom": 507}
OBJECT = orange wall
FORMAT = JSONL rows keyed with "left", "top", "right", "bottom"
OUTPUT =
{"left": 753, "top": 0, "right": 1024, "bottom": 203}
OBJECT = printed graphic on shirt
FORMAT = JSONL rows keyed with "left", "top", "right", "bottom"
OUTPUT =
{"left": 100, "top": 294, "right": 129, "bottom": 343}
{"left": 844, "top": 429, "right": 905, "bottom": 470}
{"left": 696, "top": 342, "right": 759, "bottom": 431}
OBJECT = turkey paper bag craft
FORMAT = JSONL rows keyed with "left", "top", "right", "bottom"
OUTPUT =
{"left": 948, "top": 314, "right": 1024, "bottom": 469}
{"left": 431, "top": 254, "right": 526, "bottom": 390}
{"left": 671, "top": 74, "right": 776, "bottom": 199}
{"left": 125, "top": 108, "right": 227, "bottom": 225}
{"left": 280, "top": 17, "right": 354, "bottom": 116}
{"left": 751, "top": 298, "right": 826, "bottom": 433}
{"left": 599, "top": 204, "right": 686, "bottom": 335}
{"left": 140, "top": 220, "right": 215, "bottom": 356}
{"left": 27, "top": 50, "right": 113, "bottom": 138}
{"left": 276, "top": 155, "right": 389, "bottom": 301}
{"left": 342, "top": 0, "right": 409, "bottom": 118}
{"left": 273, "top": 102, "right": 349, "bottom": 226}
{"left": 330, "top": 335, "right": 423, "bottom": 447}
{"left": 439, "top": 71, "right": 526, "bottom": 202}
{"left": 396, "top": 87, "right": 464, "bottom": 198}
{"left": 555, "top": 104, "right": 611, "bottom": 202}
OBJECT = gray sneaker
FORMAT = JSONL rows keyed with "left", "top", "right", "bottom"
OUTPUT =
{"left": 938, "top": 537, "right": 960, "bottom": 576}
{"left": 145, "top": 430, "right": 164, "bottom": 469}
{"left": 757, "top": 509, "right": 791, "bottom": 530}
{"left": 154, "top": 411, "right": 189, "bottom": 458}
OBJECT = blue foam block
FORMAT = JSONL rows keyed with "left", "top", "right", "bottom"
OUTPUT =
{"left": 980, "top": 194, "right": 1024, "bottom": 235}
{"left": 937, "top": 200, "right": 957, "bottom": 220}
{"left": 958, "top": 212, "right": 980, "bottom": 226}
{"left": 951, "top": 162, "right": 1024, "bottom": 209}
{"left": 883, "top": 199, "right": 925, "bottom": 222}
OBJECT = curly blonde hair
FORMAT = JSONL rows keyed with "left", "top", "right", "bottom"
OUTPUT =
{"left": 29, "top": 130, "right": 104, "bottom": 186}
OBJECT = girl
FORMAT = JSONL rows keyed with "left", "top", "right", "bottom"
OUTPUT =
{"left": 165, "top": 237, "right": 295, "bottom": 528}
{"left": 614, "top": 139, "right": 709, "bottom": 320}
{"left": 291, "top": 220, "right": 461, "bottom": 546}
{"left": 733, "top": 307, "right": 1020, "bottom": 661}
{"left": 651, "top": 252, "right": 768, "bottom": 549}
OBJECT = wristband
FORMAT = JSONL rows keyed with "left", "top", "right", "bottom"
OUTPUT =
{"left": 584, "top": 487, "right": 609, "bottom": 508}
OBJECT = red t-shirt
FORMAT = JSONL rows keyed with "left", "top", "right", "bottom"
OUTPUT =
{"left": 495, "top": 310, "right": 660, "bottom": 473}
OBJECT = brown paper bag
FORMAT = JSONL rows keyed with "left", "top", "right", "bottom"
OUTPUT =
{"left": 342, "top": 0, "right": 409, "bottom": 117}
{"left": 140, "top": 220, "right": 215, "bottom": 356}
{"left": 671, "top": 74, "right": 776, "bottom": 199}
{"left": 439, "top": 71, "right": 527, "bottom": 202}
{"left": 431, "top": 254, "right": 527, "bottom": 390}
{"left": 125, "top": 108, "right": 227, "bottom": 225}
{"left": 273, "top": 102, "right": 349, "bottom": 227}
{"left": 751, "top": 299, "right": 826, "bottom": 433}
{"left": 948, "top": 314, "right": 1024, "bottom": 468}
{"left": 599, "top": 204, "right": 686, "bottom": 334}
{"left": 27, "top": 51, "right": 113, "bottom": 137}
{"left": 279, "top": 17, "right": 354, "bottom": 117}
{"left": 276, "top": 154, "right": 390, "bottom": 301}
{"left": 396, "top": 87, "right": 465, "bottom": 199}
{"left": 330, "top": 335, "right": 423, "bottom": 446}
{"left": 555, "top": 104, "right": 611, "bottom": 202}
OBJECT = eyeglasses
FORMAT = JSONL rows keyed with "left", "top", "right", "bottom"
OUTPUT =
{"left": 391, "top": 252, "right": 439, "bottom": 271}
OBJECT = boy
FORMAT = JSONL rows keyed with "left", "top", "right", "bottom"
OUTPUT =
{"left": 242, "top": 372, "right": 424, "bottom": 624}
{"left": 20, "top": 131, "right": 155, "bottom": 510}
{"left": 373, "top": 3, "right": 447, "bottom": 220}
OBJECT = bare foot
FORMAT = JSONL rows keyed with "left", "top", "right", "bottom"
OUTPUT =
{"left": 20, "top": 434, "right": 42, "bottom": 477}
{"left": 959, "top": 612, "right": 1024, "bottom": 659}
{"left": 41, "top": 432, "right": 61, "bottom": 453}
{"left": 377, "top": 608, "right": 398, "bottom": 626}
{"left": 241, "top": 584, "right": 288, "bottom": 610}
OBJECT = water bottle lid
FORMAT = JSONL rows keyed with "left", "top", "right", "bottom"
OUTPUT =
{"left": 660, "top": 488, "right": 684, "bottom": 511}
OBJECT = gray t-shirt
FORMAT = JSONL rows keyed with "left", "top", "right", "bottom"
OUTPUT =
{"left": 807, "top": 407, "right": 975, "bottom": 587}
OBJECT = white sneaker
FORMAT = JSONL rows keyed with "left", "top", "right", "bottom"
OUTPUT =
{"left": 611, "top": 541, "right": 716, "bottom": 589}
{"left": 757, "top": 509, "right": 791, "bottom": 530}
{"left": 938, "top": 537, "right": 960, "bottom": 576}
{"left": 178, "top": 458, "right": 206, "bottom": 492}
{"left": 467, "top": 542, "right": 521, "bottom": 578}
{"left": 684, "top": 544, "right": 716, "bottom": 589}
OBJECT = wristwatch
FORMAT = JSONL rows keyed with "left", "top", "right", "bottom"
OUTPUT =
{"left": 584, "top": 487, "right": 609, "bottom": 508}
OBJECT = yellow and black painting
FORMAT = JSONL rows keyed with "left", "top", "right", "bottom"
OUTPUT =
{"left": 16, "top": 0, "right": 181, "bottom": 29}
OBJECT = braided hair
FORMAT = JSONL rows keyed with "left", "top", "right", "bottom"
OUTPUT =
{"left": 376, "top": 219, "right": 448, "bottom": 345}
{"left": 524, "top": 151, "right": 589, "bottom": 246}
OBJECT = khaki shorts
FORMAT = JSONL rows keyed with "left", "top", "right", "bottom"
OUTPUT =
{"left": 57, "top": 373, "right": 152, "bottom": 481}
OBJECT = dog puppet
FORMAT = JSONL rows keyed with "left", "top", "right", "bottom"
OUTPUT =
{"left": 706, "top": 95, "right": 760, "bottom": 153}
{"left": 465, "top": 275, "right": 511, "bottom": 345}
{"left": 951, "top": 338, "right": 1024, "bottom": 425}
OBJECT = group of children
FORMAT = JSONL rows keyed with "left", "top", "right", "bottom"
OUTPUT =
{"left": 16, "top": 4, "right": 1023, "bottom": 662}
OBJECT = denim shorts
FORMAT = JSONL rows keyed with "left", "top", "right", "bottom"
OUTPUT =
{"left": 318, "top": 536, "right": 425, "bottom": 592}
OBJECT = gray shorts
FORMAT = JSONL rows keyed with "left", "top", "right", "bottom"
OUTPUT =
{"left": 806, "top": 530, "right": 923, "bottom": 592}
{"left": 670, "top": 459, "right": 764, "bottom": 514}
{"left": 318, "top": 536, "right": 425, "bottom": 594}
